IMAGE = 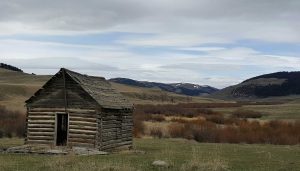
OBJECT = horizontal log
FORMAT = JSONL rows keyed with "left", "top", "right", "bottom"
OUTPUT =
{"left": 30, "top": 108, "right": 96, "bottom": 113}
{"left": 102, "top": 124, "right": 120, "bottom": 129}
{"left": 69, "top": 133, "right": 95, "bottom": 139}
{"left": 27, "top": 128, "right": 55, "bottom": 132}
{"left": 69, "top": 116, "right": 97, "bottom": 122}
{"left": 28, "top": 124, "right": 55, "bottom": 128}
{"left": 28, "top": 112, "right": 55, "bottom": 116}
{"left": 26, "top": 140, "right": 54, "bottom": 145}
{"left": 69, "top": 129, "right": 97, "bottom": 135}
{"left": 28, "top": 116, "right": 55, "bottom": 120}
{"left": 28, "top": 136, "right": 54, "bottom": 140}
{"left": 67, "top": 109, "right": 96, "bottom": 113}
{"left": 102, "top": 120, "right": 122, "bottom": 124}
{"left": 27, "top": 132, "right": 55, "bottom": 136}
{"left": 69, "top": 121, "right": 97, "bottom": 127}
{"left": 29, "top": 108, "right": 65, "bottom": 112}
{"left": 69, "top": 113, "right": 96, "bottom": 118}
{"left": 28, "top": 120, "right": 55, "bottom": 124}
{"left": 68, "top": 138, "right": 95, "bottom": 144}
{"left": 69, "top": 125, "right": 97, "bottom": 131}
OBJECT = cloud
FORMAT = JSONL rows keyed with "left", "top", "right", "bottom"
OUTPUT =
{"left": 0, "top": 0, "right": 299, "bottom": 43}
{"left": 0, "top": 1, "right": 300, "bottom": 88}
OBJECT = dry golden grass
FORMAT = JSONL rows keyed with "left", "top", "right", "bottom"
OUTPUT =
{"left": 0, "top": 68, "right": 224, "bottom": 112}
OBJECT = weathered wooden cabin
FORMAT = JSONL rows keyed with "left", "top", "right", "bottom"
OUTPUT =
{"left": 25, "top": 68, "right": 133, "bottom": 151}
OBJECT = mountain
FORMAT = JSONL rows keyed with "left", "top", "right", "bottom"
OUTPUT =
{"left": 109, "top": 78, "right": 219, "bottom": 96}
{"left": 213, "top": 71, "right": 300, "bottom": 99}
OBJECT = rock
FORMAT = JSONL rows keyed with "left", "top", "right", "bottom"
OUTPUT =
{"left": 152, "top": 160, "right": 169, "bottom": 168}
{"left": 72, "top": 147, "right": 108, "bottom": 156}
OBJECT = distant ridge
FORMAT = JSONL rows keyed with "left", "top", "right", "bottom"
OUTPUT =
{"left": 0, "top": 63, "right": 23, "bottom": 73}
{"left": 212, "top": 71, "right": 300, "bottom": 99}
{"left": 109, "top": 77, "right": 219, "bottom": 96}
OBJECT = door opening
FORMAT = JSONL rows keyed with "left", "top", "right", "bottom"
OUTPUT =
{"left": 56, "top": 113, "right": 68, "bottom": 146}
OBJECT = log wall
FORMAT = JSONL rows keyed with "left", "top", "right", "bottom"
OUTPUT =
{"left": 99, "top": 108, "right": 133, "bottom": 151}
{"left": 68, "top": 108, "right": 97, "bottom": 148}
{"left": 26, "top": 108, "right": 98, "bottom": 148}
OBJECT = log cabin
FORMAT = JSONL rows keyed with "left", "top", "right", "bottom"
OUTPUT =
{"left": 25, "top": 68, "right": 133, "bottom": 151}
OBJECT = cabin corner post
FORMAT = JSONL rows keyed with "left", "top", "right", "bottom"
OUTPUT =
{"left": 24, "top": 106, "right": 30, "bottom": 144}
{"left": 96, "top": 108, "right": 103, "bottom": 150}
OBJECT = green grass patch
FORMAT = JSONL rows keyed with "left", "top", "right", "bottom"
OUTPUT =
{"left": 0, "top": 138, "right": 299, "bottom": 171}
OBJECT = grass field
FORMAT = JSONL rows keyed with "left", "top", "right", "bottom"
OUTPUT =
{"left": 0, "top": 138, "right": 299, "bottom": 171}
{"left": 214, "top": 102, "right": 300, "bottom": 120}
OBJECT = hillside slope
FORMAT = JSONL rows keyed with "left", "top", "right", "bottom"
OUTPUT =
{"left": 0, "top": 68, "right": 223, "bottom": 112}
{"left": 212, "top": 71, "right": 300, "bottom": 99}
{"left": 109, "top": 77, "right": 218, "bottom": 96}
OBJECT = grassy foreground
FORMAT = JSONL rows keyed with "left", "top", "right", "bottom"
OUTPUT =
{"left": 0, "top": 138, "right": 299, "bottom": 171}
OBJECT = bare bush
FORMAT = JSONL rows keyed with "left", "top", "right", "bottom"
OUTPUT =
{"left": 149, "top": 127, "right": 163, "bottom": 138}
{"left": 232, "top": 109, "right": 263, "bottom": 118}
{"left": 0, "top": 106, "right": 25, "bottom": 137}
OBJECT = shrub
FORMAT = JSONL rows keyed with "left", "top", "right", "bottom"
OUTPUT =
{"left": 167, "top": 117, "right": 300, "bottom": 145}
{"left": 232, "top": 109, "right": 263, "bottom": 118}
{"left": 0, "top": 106, "right": 25, "bottom": 138}
{"left": 133, "top": 112, "right": 145, "bottom": 138}
{"left": 149, "top": 127, "right": 163, "bottom": 138}
{"left": 168, "top": 123, "right": 186, "bottom": 138}
{"left": 146, "top": 115, "right": 166, "bottom": 122}
{"left": 205, "top": 115, "right": 226, "bottom": 124}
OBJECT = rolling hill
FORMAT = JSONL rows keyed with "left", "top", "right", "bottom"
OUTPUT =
{"left": 212, "top": 71, "right": 300, "bottom": 99}
{"left": 109, "top": 78, "right": 218, "bottom": 96}
{"left": 0, "top": 68, "right": 223, "bottom": 112}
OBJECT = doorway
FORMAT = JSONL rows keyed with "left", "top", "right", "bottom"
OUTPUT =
{"left": 56, "top": 113, "right": 68, "bottom": 146}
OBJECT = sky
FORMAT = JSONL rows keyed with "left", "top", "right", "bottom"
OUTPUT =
{"left": 0, "top": 0, "right": 300, "bottom": 88}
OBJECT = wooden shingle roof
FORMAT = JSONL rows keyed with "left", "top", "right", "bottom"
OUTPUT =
{"left": 64, "top": 69, "right": 133, "bottom": 109}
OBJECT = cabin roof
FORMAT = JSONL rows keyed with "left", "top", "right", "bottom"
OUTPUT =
{"left": 26, "top": 68, "right": 133, "bottom": 109}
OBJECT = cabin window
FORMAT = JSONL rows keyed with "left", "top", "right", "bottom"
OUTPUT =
{"left": 56, "top": 113, "right": 68, "bottom": 146}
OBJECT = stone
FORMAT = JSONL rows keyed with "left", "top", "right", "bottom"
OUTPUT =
{"left": 72, "top": 147, "right": 108, "bottom": 156}
{"left": 152, "top": 160, "right": 169, "bottom": 168}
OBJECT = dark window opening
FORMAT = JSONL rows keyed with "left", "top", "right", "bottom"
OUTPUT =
{"left": 56, "top": 113, "right": 68, "bottom": 146}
